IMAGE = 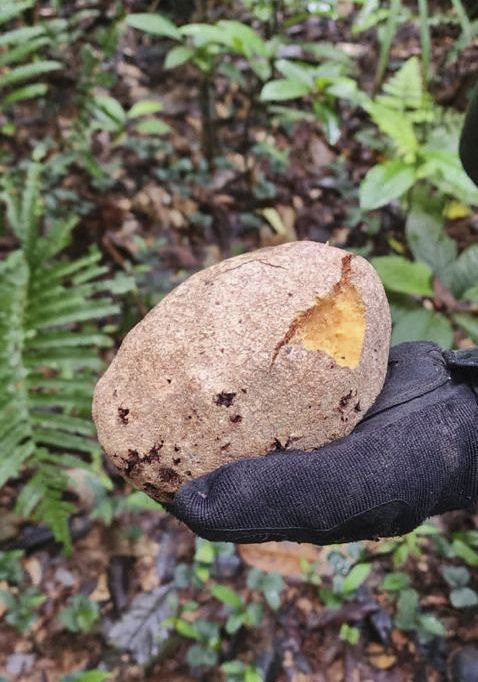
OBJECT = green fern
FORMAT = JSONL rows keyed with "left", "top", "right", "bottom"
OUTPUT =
{"left": 0, "top": 1, "right": 64, "bottom": 107}
{"left": 0, "top": 161, "right": 134, "bottom": 553}
{"left": 365, "top": 57, "right": 435, "bottom": 161}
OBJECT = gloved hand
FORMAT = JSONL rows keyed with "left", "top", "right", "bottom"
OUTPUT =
{"left": 170, "top": 342, "right": 478, "bottom": 545}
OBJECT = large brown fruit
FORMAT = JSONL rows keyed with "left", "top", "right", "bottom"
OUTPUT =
{"left": 93, "top": 241, "right": 391, "bottom": 502}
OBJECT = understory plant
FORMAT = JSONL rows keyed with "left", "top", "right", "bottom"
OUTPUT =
{"left": 0, "top": 157, "right": 134, "bottom": 552}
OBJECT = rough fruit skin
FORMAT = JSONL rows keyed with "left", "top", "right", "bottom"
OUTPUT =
{"left": 93, "top": 241, "right": 391, "bottom": 502}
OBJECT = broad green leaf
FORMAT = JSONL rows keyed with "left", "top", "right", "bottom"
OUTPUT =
{"left": 127, "top": 13, "right": 181, "bottom": 40}
{"left": 380, "top": 571, "right": 410, "bottom": 592}
{"left": 372, "top": 256, "right": 433, "bottom": 296}
{"left": 395, "top": 588, "right": 419, "bottom": 631}
{"left": 462, "top": 285, "right": 478, "bottom": 301}
{"left": 260, "top": 79, "right": 310, "bottom": 102}
{"left": 275, "top": 59, "right": 316, "bottom": 87}
{"left": 450, "top": 587, "right": 478, "bottom": 608}
{"left": 392, "top": 309, "right": 453, "bottom": 347}
{"left": 225, "top": 612, "right": 245, "bottom": 634}
{"left": 195, "top": 539, "right": 215, "bottom": 564}
{"left": 342, "top": 563, "right": 371, "bottom": 593}
{"left": 405, "top": 197, "right": 456, "bottom": 285}
{"left": 449, "top": 245, "right": 478, "bottom": 298}
{"left": 164, "top": 46, "right": 194, "bottom": 70}
{"left": 128, "top": 100, "right": 163, "bottom": 118}
{"left": 210, "top": 584, "right": 243, "bottom": 609}
{"left": 441, "top": 566, "right": 470, "bottom": 588}
{"left": 419, "top": 149, "right": 478, "bottom": 207}
{"left": 417, "top": 614, "right": 445, "bottom": 637}
{"left": 134, "top": 119, "right": 171, "bottom": 136}
{"left": 125, "top": 491, "right": 163, "bottom": 511}
{"left": 94, "top": 95, "right": 126, "bottom": 125}
{"left": 175, "top": 618, "right": 200, "bottom": 640}
{"left": 360, "top": 160, "right": 415, "bottom": 210}
{"left": 454, "top": 313, "right": 478, "bottom": 344}
{"left": 217, "top": 20, "right": 268, "bottom": 57}
{"left": 179, "top": 23, "right": 224, "bottom": 45}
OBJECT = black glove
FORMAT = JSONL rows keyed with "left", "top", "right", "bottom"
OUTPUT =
{"left": 170, "top": 342, "right": 478, "bottom": 545}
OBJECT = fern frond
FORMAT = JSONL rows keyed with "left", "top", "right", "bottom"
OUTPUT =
{"left": 3, "top": 83, "right": 48, "bottom": 106}
{"left": 0, "top": 2, "right": 34, "bottom": 26}
{"left": 0, "top": 25, "right": 45, "bottom": 48}
{"left": 29, "top": 331, "right": 113, "bottom": 350}
{"left": 366, "top": 102, "right": 419, "bottom": 158}
{"left": 17, "top": 454, "right": 75, "bottom": 554}
{"left": 0, "top": 60, "right": 62, "bottom": 89}
{"left": 379, "top": 57, "right": 423, "bottom": 111}
{"left": 0, "top": 37, "right": 50, "bottom": 68}
{"left": 0, "top": 162, "right": 135, "bottom": 552}
{"left": 0, "top": 2, "right": 63, "bottom": 108}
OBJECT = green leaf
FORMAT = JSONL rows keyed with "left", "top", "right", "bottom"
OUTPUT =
{"left": 180, "top": 23, "right": 224, "bottom": 45}
{"left": 449, "top": 245, "right": 478, "bottom": 297}
{"left": 125, "top": 491, "right": 163, "bottom": 511}
{"left": 360, "top": 160, "right": 415, "bottom": 210}
{"left": 454, "top": 313, "right": 478, "bottom": 344}
{"left": 260, "top": 79, "right": 310, "bottom": 102}
{"left": 275, "top": 59, "right": 316, "bottom": 87}
{"left": 0, "top": 2, "right": 34, "bottom": 26}
{"left": 462, "top": 285, "right": 478, "bottom": 301}
{"left": 225, "top": 612, "right": 245, "bottom": 634}
{"left": 452, "top": 539, "right": 478, "bottom": 566}
{"left": 94, "top": 95, "right": 126, "bottom": 125}
{"left": 395, "top": 588, "right": 419, "bottom": 631}
{"left": 175, "top": 618, "right": 200, "bottom": 640}
{"left": 134, "top": 119, "right": 171, "bottom": 136}
{"left": 366, "top": 103, "right": 419, "bottom": 157}
{"left": 405, "top": 197, "right": 456, "bottom": 284}
{"left": 372, "top": 256, "right": 433, "bottom": 296}
{"left": 216, "top": 20, "right": 268, "bottom": 58}
{"left": 417, "top": 614, "right": 445, "bottom": 637}
{"left": 342, "top": 563, "right": 371, "bottom": 593}
{"left": 127, "top": 13, "right": 181, "bottom": 40}
{"left": 339, "top": 623, "right": 360, "bottom": 645}
{"left": 380, "top": 57, "right": 423, "bottom": 110}
{"left": 210, "top": 584, "right": 243, "bottom": 609}
{"left": 61, "top": 671, "right": 111, "bottom": 682}
{"left": 450, "top": 587, "right": 478, "bottom": 609}
{"left": 246, "top": 601, "right": 264, "bottom": 626}
{"left": 128, "top": 100, "right": 163, "bottom": 118}
{"left": 195, "top": 539, "right": 215, "bottom": 564}
{"left": 0, "top": 61, "right": 61, "bottom": 88}
{"left": 0, "top": 441, "right": 34, "bottom": 488}
{"left": 380, "top": 571, "right": 410, "bottom": 592}
{"left": 419, "top": 149, "right": 478, "bottom": 207}
{"left": 441, "top": 565, "right": 470, "bottom": 588}
{"left": 164, "top": 45, "right": 195, "bottom": 70}
{"left": 392, "top": 309, "right": 453, "bottom": 347}
{"left": 0, "top": 26, "right": 46, "bottom": 47}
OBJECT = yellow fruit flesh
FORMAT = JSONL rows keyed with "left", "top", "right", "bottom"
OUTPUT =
{"left": 293, "top": 285, "right": 366, "bottom": 369}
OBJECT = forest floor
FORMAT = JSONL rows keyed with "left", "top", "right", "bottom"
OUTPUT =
{"left": 2, "top": 1, "right": 478, "bottom": 681}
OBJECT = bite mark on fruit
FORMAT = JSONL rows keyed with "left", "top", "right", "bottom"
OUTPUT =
{"left": 271, "top": 254, "right": 366, "bottom": 368}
